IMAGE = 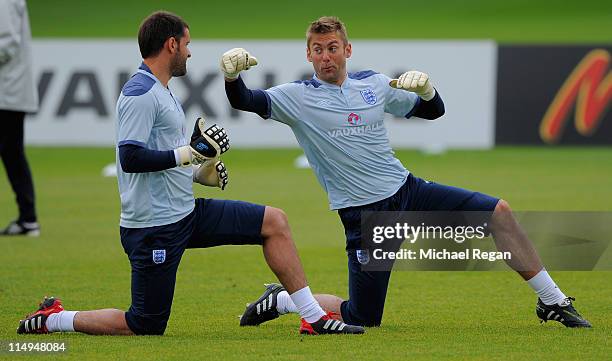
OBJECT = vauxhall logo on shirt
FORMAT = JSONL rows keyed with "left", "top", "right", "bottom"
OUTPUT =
{"left": 347, "top": 112, "right": 361, "bottom": 125}
{"left": 328, "top": 119, "right": 383, "bottom": 139}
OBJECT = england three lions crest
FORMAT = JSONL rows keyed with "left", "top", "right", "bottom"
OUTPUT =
{"left": 360, "top": 88, "right": 377, "bottom": 105}
{"left": 152, "top": 249, "right": 166, "bottom": 264}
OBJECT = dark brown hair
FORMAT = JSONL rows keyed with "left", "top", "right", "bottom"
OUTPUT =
{"left": 138, "top": 11, "right": 189, "bottom": 58}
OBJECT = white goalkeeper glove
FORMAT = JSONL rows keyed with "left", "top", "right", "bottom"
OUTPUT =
{"left": 389, "top": 71, "right": 436, "bottom": 101}
{"left": 220, "top": 48, "right": 258, "bottom": 80}
{"left": 193, "top": 159, "right": 229, "bottom": 190}
{"left": 175, "top": 117, "right": 230, "bottom": 167}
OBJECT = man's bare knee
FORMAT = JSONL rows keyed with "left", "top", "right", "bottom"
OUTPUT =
{"left": 491, "top": 199, "right": 516, "bottom": 233}
{"left": 492, "top": 199, "right": 513, "bottom": 221}
{"left": 262, "top": 206, "right": 292, "bottom": 240}
{"left": 495, "top": 199, "right": 512, "bottom": 215}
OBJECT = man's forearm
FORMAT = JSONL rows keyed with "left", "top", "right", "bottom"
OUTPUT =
{"left": 225, "top": 76, "right": 271, "bottom": 119}
{"left": 411, "top": 89, "right": 445, "bottom": 120}
{"left": 118, "top": 143, "right": 177, "bottom": 173}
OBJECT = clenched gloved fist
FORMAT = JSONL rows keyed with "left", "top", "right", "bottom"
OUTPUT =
{"left": 389, "top": 71, "right": 436, "bottom": 101}
{"left": 220, "top": 47, "right": 258, "bottom": 80}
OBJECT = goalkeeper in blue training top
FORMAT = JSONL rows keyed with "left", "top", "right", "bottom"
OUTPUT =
{"left": 16, "top": 11, "right": 364, "bottom": 337}
{"left": 223, "top": 16, "right": 591, "bottom": 329}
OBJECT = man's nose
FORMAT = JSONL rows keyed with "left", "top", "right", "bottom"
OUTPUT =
{"left": 321, "top": 50, "right": 330, "bottom": 61}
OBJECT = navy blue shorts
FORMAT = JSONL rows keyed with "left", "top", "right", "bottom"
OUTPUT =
{"left": 120, "top": 198, "right": 265, "bottom": 335}
{"left": 337, "top": 173, "right": 499, "bottom": 326}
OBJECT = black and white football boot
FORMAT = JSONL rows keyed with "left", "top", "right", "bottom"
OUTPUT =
{"left": 536, "top": 297, "right": 592, "bottom": 328}
{"left": 239, "top": 283, "right": 285, "bottom": 326}
{"left": 1, "top": 220, "right": 40, "bottom": 237}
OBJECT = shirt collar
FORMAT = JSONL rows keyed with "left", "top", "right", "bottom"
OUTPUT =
{"left": 139, "top": 62, "right": 153, "bottom": 74}
{"left": 312, "top": 73, "right": 350, "bottom": 90}
{"left": 137, "top": 62, "right": 163, "bottom": 86}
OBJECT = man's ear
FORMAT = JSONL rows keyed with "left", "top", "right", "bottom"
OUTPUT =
{"left": 345, "top": 42, "right": 352, "bottom": 59}
{"left": 306, "top": 46, "right": 312, "bottom": 63}
{"left": 167, "top": 37, "right": 178, "bottom": 54}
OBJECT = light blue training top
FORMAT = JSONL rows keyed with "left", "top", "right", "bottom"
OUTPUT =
{"left": 115, "top": 63, "right": 194, "bottom": 228}
{"left": 265, "top": 71, "right": 419, "bottom": 210}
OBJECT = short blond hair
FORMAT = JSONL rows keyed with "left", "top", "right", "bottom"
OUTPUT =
{"left": 306, "top": 16, "right": 349, "bottom": 47}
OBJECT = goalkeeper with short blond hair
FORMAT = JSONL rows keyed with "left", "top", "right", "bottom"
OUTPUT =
{"left": 223, "top": 15, "right": 591, "bottom": 330}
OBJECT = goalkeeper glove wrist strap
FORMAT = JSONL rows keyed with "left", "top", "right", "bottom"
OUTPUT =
{"left": 174, "top": 145, "right": 192, "bottom": 167}
{"left": 419, "top": 87, "right": 436, "bottom": 101}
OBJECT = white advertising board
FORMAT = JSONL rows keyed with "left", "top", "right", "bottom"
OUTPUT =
{"left": 27, "top": 40, "right": 496, "bottom": 148}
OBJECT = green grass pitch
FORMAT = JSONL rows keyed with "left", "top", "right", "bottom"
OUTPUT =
{"left": 3, "top": 1, "right": 611, "bottom": 359}
{"left": 28, "top": 0, "right": 612, "bottom": 42}
{"left": 1, "top": 148, "right": 611, "bottom": 360}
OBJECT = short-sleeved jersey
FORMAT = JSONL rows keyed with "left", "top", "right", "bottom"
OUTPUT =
{"left": 115, "top": 63, "right": 193, "bottom": 228}
{"left": 265, "top": 71, "right": 419, "bottom": 210}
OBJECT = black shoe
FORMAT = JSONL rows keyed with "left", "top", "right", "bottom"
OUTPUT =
{"left": 1, "top": 220, "right": 40, "bottom": 237}
{"left": 240, "top": 283, "right": 285, "bottom": 326}
{"left": 536, "top": 297, "right": 592, "bottom": 328}
{"left": 300, "top": 312, "right": 365, "bottom": 335}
